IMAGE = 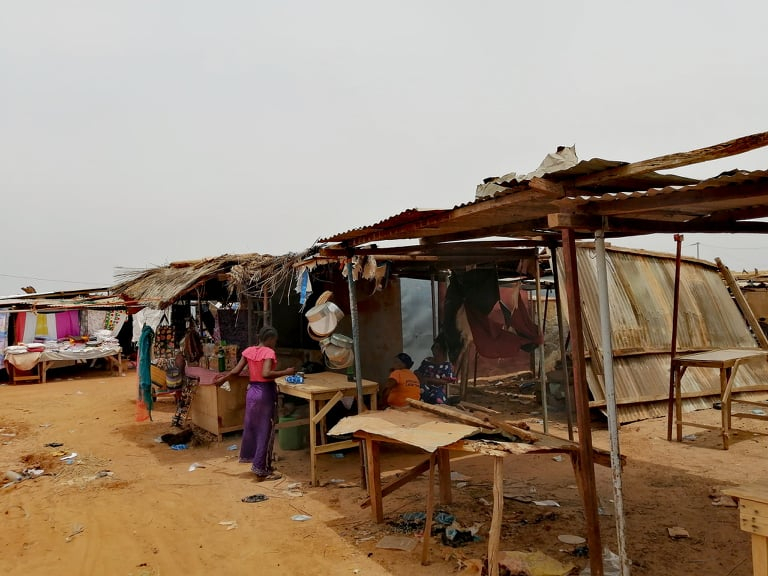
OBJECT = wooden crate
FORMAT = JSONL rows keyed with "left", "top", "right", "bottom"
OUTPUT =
{"left": 189, "top": 375, "right": 249, "bottom": 440}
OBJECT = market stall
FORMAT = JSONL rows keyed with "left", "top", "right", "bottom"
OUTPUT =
{"left": 4, "top": 341, "right": 122, "bottom": 384}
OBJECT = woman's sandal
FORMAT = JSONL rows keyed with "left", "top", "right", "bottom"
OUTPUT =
{"left": 254, "top": 471, "right": 283, "bottom": 482}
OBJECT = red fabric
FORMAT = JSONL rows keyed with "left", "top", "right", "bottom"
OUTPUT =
{"left": 466, "top": 291, "right": 542, "bottom": 359}
{"left": 14, "top": 314, "right": 25, "bottom": 345}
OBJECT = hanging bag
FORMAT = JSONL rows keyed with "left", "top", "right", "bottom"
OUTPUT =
{"left": 152, "top": 314, "right": 176, "bottom": 360}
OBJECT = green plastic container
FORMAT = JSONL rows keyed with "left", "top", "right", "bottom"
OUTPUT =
{"left": 278, "top": 415, "right": 308, "bottom": 450}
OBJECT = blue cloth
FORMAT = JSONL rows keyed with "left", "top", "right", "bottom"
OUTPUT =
{"left": 138, "top": 324, "right": 155, "bottom": 415}
{"left": 299, "top": 269, "right": 310, "bottom": 306}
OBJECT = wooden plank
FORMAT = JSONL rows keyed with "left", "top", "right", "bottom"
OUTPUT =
{"left": 312, "top": 391, "right": 345, "bottom": 425}
{"left": 483, "top": 416, "right": 538, "bottom": 444}
{"left": 740, "top": 499, "right": 768, "bottom": 518}
{"left": 573, "top": 131, "right": 768, "bottom": 188}
{"left": 741, "top": 517, "right": 768, "bottom": 538}
{"left": 718, "top": 484, "right": 768, "bottom": 505}
{"left": 274, "top": 417, "right": 310, "bottom": 430}
{"left": 458, "top": 401, "right": 500, "bottom": 415}
{"left": 488, "top": 456, "right": 504, "bottom": 576}
{"left": 528, "top": 177, "right": 565, "bottom": 197}
{"left": 732, "top": 412, "right": 768, "bottom": 421}
{"left": 717, "top": 257, "right": 768, "bottom": 350}
{"left": 314, "top": 440, "right": 359, "bottom": 454}
{"left": 405, "top": 398, "right": 495, "bottom": 430}
{"left": 589, "top": 385, "right": 768, "bottom": 408}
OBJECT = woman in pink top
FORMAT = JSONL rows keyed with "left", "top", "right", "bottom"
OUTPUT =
{"left": 213, "top": 326, "right": 295, "bottom": 481}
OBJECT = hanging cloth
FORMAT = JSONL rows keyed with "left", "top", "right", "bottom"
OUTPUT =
{"left": 137, "top": 324, "right": 154, "bottom": 421}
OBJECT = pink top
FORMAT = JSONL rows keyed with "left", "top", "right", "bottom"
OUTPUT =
{"left": 241, "top": 346, "right": 277, "bottom": 382}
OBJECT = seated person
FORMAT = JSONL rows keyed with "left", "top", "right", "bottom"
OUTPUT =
{"left": 380, "top": 353, "right": 420, "bottom": 408}
{"left": 414, "top": 336, "right": 455, "bottom": 405}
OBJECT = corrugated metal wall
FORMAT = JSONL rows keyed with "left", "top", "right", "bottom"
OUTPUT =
{"left": 558, "top": 246, "right": 768, "bottom": 423}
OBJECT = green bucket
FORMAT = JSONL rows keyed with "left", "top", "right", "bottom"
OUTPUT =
{"left": 278, "top": 415, "right": 307, "bottom": 450}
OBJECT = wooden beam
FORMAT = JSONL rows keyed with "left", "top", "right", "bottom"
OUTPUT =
{"left": 482, "top": 415, "right": 539, "bottom": 444}
{"left": 416, "top": 218, "right": 555, "bottom": 244}
{"left": 528, "top": 177, "right": 566, "bottom": 197}
{"left": 548, "top": 212, "right": 602, "bottom": 231}
{"left": 320, "top": 241, "right": 541, "bottom": 258}
{"left": 573, "top": 131, "right": 768, "bottom": 187}
{"left": 577, "top": 181, "right": 768, "bottom": 218}
{"left": 716, "top": 257, "right": 768, "bottom": 349}
{"left": 549, "top": 212, "right": 768, "bottom": 236}
{"left": 405, "top": 398, "right": 496, "bottom": 429}
{"left": 336, "top": 189, "right": 561, "bottom": 247}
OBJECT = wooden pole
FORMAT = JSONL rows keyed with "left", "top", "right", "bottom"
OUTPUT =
{"left": 551, "top": 246, "right": 575, "bottom": 440}
{"left": 487, "top": 455, "right": 504, "bottom": 576}
{"left": 535, "top": 252, "right": 549, "bottom": 433}
{"left": 421, "top": 453, "right": 436, "bottom": 565}
{"left": 666, "top": 235, "right": 684, "bottom": 441}
{"left": 561, "top": 228, "right": 603, "bottom": 576}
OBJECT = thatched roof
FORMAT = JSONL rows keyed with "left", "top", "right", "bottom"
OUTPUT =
{"left": 110, "top": 251, "right": 310, "bottom": 309}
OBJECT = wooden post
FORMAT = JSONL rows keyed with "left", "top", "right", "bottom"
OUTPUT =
{"left": 437, "top": 449, "right": 452, "bottom": 504}
{"left": 561, "top": 228, "right": 604, "bottom": 576}
{"left": 667, "top": 234, "right": 684, "bottom": 441}
{"left": 421, "top": 453, "right": 436, "bottom": 565}
{"left": 488, "top": 456, "right": 504, "bottom": 576}
{"left": 364, "top": 435, "right": 383, "bottom": 522}
{"left": 551, "top": 244, "right": 575, "bottom": 440}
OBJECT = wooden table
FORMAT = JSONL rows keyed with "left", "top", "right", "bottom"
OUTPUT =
{"left": 671, "top": 348, "right": 768, "bottom": 449}
{"left": 276, "top": 372, "right": 378, "bottom": 487}
{"left": 5, "top": 346, "right": 122, "bottom": 384}
{"left": 340, "top": 409, "right": 615, "bottom": 573}
{"left": 723, "top": 484, "right": 768, "bottom": 575}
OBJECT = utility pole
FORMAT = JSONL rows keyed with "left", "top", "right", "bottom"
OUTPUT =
{"left": 689, "top": 242, "right": 700, "bottom": 259}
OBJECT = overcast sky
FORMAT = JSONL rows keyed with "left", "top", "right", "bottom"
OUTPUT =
{"left": 2, "top": 1, "right": 768, "bottom": 296}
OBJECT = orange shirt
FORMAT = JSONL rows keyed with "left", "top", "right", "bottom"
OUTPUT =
{"left": 386, "top": 368, "right": 420, "bottom": 407}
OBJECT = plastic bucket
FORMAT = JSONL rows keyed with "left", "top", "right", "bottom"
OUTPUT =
{"left": 278, "top": 416, "right": 308, "bottom": 450}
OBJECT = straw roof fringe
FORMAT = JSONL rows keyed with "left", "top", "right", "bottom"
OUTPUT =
{"left": 111, "top": 251, "right": 311, "bottom": 309}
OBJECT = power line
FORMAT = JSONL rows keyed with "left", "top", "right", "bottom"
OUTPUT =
{"left": 0, "top": 273, "right": 106, "bottom": 285}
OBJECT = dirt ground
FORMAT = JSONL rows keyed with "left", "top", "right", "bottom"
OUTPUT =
{"left": 1, "top": 365, "right": 765, "bottom": 576}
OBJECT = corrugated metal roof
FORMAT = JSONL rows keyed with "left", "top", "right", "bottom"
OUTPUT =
{"left": 318, "top": 157, "right": 768, "bottom": 247}
{"left": 481, "top": 157, "right": 699, "bottom": 195}
{"left": 560, "top": 169, "right": 768, "bottom": 222}
{"left": 322, "top": 208, "right": 447, "bottom": 243}
{"left": 564, "top": 246, "right": 768, "bottom": 423}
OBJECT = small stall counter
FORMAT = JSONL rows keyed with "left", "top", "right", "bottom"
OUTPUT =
{"left": 186, "top": 366, "right": 249, "bottom": 441}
